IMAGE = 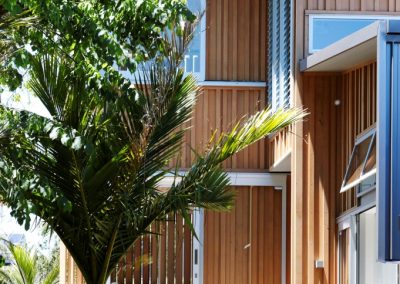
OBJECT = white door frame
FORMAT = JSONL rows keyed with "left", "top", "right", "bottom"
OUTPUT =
{"left": 190, "top": 172, "right": 289, "bottom": 284}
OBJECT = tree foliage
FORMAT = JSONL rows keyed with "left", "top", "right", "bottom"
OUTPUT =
{"left": 0, "top": 1, "right": 307, "bottom": 284}
{"left": 0, "top": 0, "right": 195, "bottom": 90}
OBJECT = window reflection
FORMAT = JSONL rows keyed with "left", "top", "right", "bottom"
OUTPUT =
{"left": 358, "top": 208, "right": 398, "bottom": 284}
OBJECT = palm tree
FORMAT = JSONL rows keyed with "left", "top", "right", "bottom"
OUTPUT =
{"left": 0, "top": 241, "right": 59, "bottom": 284}
{"left": 0, "top": 21, "right": 306, "bottom": 284}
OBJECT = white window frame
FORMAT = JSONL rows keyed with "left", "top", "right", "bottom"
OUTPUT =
{"left": 337, "top": 201, "right": 376, "bottom": 284}
{"left": 308, "top": 14, "right": 400, "bottom": 53}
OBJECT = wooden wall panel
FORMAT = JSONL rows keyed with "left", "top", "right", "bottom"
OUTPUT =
{"left": 204, "top": 186, "right": 282, "bottom": 284}
{"left": 294, "top": 62, "right": 376, "bottom": 284}
{"left": 177, "top": 86, "right": 268, "bottom": 170}
{"left": 336, "top": 63, "right": 377, "bottom": 214}
{"left": 339, "top": 229, "right": 350, "bottom": 284}
{"left": 206, "top": 0, "right": 267, "bottom": 81}
{"left": 268, "top": 126, "right": 293, "bottom": 170}
{"left": 299, "top": 73, "right": 340, "bottom": 284}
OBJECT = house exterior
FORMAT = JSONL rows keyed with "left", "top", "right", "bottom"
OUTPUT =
{"left": 61, "top": 0, "right": 400, "bottom": 283}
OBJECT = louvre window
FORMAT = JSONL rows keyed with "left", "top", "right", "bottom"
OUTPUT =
{"left": 268, "top": 0, "right": 292, "bottom": 111}
{"left": 340, "top": 127, "right": 376, "bottom": 194}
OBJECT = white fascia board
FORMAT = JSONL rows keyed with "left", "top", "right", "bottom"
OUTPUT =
{"left": 198, "top": 81, "right": 267, "bottom": 88}
{"left": 300, "top": 21, "right": 380, "bottom": 72}
{"left": 157, "top": 171, "right": 287, "bottom": 188}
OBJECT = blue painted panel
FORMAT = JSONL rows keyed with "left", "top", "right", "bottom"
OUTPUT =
{"left": 377, "top": 21, "right": 400, "bottom": 262}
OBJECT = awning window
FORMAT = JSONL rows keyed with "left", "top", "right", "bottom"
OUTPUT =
{"left": 340, "top": 127, "right": 376, "bottom": 193}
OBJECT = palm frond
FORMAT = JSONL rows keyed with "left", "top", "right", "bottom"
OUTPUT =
{"left": 42, "top": 263, "right": 59, "bottom": 284}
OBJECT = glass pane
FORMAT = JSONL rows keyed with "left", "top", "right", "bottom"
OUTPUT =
{"left": 364, "top": 136, "right": 376, "bottom": 173}
{"left": 358, "top": 208, "right": 398, "bottom": 284}
{"left": 344, "top": 135, "right": 373, "bottom": 187}
{"left": 312, "top": 18, "right": 376, "bottom": 51}
{"left": 358, "top": 174, "right": 376, "bottom": 193}
{"left": 182, "top": 0, "right": 202, "bottom": 74}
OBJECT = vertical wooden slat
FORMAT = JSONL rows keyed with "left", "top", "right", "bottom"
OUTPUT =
{"left": 142, "top": 235, "right": 150, "bottom": 283}
{"left": 222, "top": 0, "right": 229, "bottom": 80}
{"left": 258, "top": 188, "right": 267, "bottom": 283}
{"left": 159, "top": 222, "right": 167, "bottom": 284}
{"left": 273, "top": 189, "right": 282, "bottom": 284}
{"left": 134, "top": 238, "right": 142, "bottom": 284}
{"left": 183, "top": 217, "right": 192, "bottom": 283}
{"left": 167, "top": 214, "right": 175, "bottom": 284}
{"left": 206, "top": 0, "right": 266, "bottom": 81}
{"left": 232, "top": 0, "right": 238, "bottom": 80}
{"left": 126, "top": 248, "right": 133, "bottom": 284}
{"left": 216, "top": 0, "right": 222, "bottom": 79}
{"left": 175, "top": 215, "right": 183, "bottom": 284}
{"left": 151, "top": 223, "right": 158, "bottom": 284}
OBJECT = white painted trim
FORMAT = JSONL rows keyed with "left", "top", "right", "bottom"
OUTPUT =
{"left": 199, "top": 0, "right": 206, "bottom": 82}
{"left": 340, "top": 169, "right": 377, "bottom": 193}
{"left": 349, "top": 215, "right": 357, "bottom": 284}
{"left": 337, "top": 201, "right": 376, "bottom": 284}
{"left": 281, "top": 182, "right": 287, "bottom": 284}
{"left": 192, "top": 208, "right": 204, "bottom": 284}
{"left": 197, "top": 81, "right": 266, "bottom": 88}
{"left": 157, "top": 171, "right": 288, "bottom": 188}
{"left": 336, "top": 200, "right": 376, "bottom": 224}
{"left": 289, "top": 0, "right": 295, "bottom": 108}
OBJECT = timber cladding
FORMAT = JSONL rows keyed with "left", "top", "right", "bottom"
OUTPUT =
{"left": 336, "top": 63, "right": 377, "bottom": 214}
{"left": 301, "top": 72, "right": 340, "bottom": 284}
{"left": 297, "top": 62, "right": 377, "bottom": 284}
{"left": 176, "top": 86, "right": 268, "bottom": 170}
{"left": 204, "top": 186, "right": 283, "bottom": 284}
{"left": 205, "top": 0, "right": 267, "bottom": 81}
{"left": 267, "top": 126, "right": 293, "bottom": 170}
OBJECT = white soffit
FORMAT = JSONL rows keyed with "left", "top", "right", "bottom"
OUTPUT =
{"left": 300, "top": 21, "right": 380, "bottom": 72}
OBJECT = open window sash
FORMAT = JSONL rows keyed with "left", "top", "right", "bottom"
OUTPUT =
{"left": 340, "top": 127, "right": 376, "bottom": 193}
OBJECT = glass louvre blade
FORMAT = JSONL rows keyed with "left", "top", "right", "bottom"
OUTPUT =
{"left": 267, "top": 0, "right": 291, "bottom": 111}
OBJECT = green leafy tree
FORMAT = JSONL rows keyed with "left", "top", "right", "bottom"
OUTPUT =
{"left": 0, "top": 0, "right": 196, "bottom": 91}
{"left": 0, "top": 241, "right": 59, "bottom": 284}
{"left": 0, "top": 1, "right": 306, "bottom": 284}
